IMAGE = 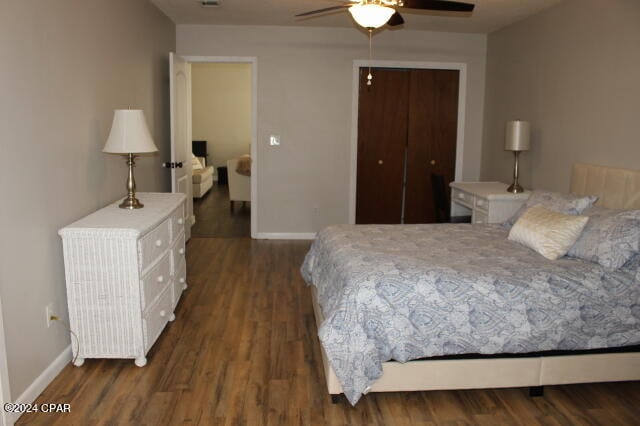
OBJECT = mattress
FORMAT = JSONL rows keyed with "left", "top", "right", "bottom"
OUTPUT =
{"left": 300, "top": 223, "right": 640, "bottom": 404}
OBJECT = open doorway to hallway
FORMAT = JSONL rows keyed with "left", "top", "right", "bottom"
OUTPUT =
{"left": 189, "top": 62, "right": 253, "bottom": 238}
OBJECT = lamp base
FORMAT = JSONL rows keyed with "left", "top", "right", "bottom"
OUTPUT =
{"left": 507, "top": 182, "right": 524, "bottom": 194}
{"left": 119, "top": 196, "right": 144, "bottom": 209}
{"left": 118, "top": 153, "right": 144, "bottom": 209}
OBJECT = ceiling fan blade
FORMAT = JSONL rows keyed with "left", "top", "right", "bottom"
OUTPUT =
{"left": 296, "top": 5, "right": 349, "bottom": 17}
{"left": 401, "top": 0, "right": 475, "bottom": 12}
{"left": 387, "top": 11, "right": 405, "bottom": 26}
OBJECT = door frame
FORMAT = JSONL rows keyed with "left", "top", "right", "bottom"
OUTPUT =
{"left": 0, "top": 295, "right": 12, "bottom": 426}
{"left": 348, "top": 60, "right": 467, "bottom": 224}
{"left": 182, "top": 56, "right": 258, "bottom": 239}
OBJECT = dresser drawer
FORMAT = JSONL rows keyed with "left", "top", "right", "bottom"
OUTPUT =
{"left": 143, "top": 285, "right": 173, "bottom": 351}
{"left": 173, "top": 259, "right": 187, "bottom": 310}
{"left": 169, "top": 203, "right": 185, "bottom": 242}
{"left": 171, "top": 231, "right": 186, "bottom": 275}
{"left": 472, "top": 210, "right": 488, "bottom": 224}
{"left": 140, "top": 251, "right": 171, "bottom": 310}
{"left": 138, "top": 219, "right": 171, "bottom": 272}
{"left": 452, "top": 189, "right": 474, "bottom": 208}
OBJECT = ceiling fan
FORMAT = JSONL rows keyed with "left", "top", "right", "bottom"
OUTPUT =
{"left": 296, "top": 1, "right": 475, "bottom": 86}
{"left": 296, "top": 0, "right": 475, "bottom": 30}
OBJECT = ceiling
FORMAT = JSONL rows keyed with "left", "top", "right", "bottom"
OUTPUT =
{"left": 150, "top": 0, "right": 563, "bottom": 33}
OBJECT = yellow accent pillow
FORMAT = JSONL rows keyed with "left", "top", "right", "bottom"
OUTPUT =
{"left": 508, "top": 205, "right": 589, "bottom": 260}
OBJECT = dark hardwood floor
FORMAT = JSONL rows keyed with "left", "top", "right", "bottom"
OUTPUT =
{"left": 18, "top": 238, "right": 640, "bottom": 425}
{"left": 192, "top": 184, "right": 250, "bottom": 238}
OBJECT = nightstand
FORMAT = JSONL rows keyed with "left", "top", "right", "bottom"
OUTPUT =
{"left": 450, "top": 182, "right": 530, "bottom": 224}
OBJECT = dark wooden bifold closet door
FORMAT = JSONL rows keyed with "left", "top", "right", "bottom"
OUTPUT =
{"left": 404, "top": 69, "right": 459, "bottom": 224}
{"left": 355, "top": 68, "right": 459, "bottom": 224}
{"left": 355, "top": 68, "right": 409, "bottom": 224}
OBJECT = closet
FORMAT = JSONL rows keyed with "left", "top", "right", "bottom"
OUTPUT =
{"left": 355, "top": 68, "right": 459, "bottom": 224}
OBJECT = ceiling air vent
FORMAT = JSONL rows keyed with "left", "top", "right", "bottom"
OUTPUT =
{"left": 200, "top": 0, "right": 221, "bottom": 7}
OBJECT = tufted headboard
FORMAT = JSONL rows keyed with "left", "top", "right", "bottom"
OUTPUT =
{"left": 570, "top": 163, "right": 640, "bottom": 209}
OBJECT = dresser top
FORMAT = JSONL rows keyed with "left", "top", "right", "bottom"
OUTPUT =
{"left": 59, "top": 192, "right": 186, "bottom": 238}
{"left": 450, "top": 181, "right": 531, "bottom": 200}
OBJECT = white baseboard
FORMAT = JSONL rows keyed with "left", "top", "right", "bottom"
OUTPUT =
{"left": 8, "top": 345, "right": 72, "bottom": 424}
{"left": 255, "top": 232, "right": 316, "bottom": 240}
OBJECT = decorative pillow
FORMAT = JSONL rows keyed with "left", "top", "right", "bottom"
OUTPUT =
{"left": 504, "top": 190, "right": 597, "bottom": 228}
{"left": 191, "top": 153, "right": 203, "bottom": 170}
{"left": 508, "top": 205, "right": 589, "bottom": 260}
{"left": 567, "top": 206, "right": 640, "bottom": 269}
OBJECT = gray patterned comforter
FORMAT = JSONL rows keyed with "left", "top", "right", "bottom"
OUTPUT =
{"left": 300, "top": 224, "right": 640, "bottom": 405}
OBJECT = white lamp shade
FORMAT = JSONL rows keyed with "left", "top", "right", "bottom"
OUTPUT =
{"left": 505, "top": 120, "right": 530, "bottom": 151}
{"left": 103, "top": 109, "right": 158, "bottom": 154}
{"left": 348, "top": 4, "right": 395, "bottom": 29}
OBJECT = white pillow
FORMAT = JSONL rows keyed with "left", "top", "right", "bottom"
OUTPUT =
{"left": 504, "top": 190, "right": 597, "bottom": 228}
{"left": 191, "top": 153, "right": 203, "bottom": 170}
{"left": 508, "top": 205, "right": 589, "bottom": 260}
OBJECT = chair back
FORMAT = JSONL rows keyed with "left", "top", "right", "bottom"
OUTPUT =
{"left": 431, "top": 173, "right": 449, "bottom": 223}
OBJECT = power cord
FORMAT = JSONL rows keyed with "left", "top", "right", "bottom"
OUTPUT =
{"left": 50, "top": 315, "right": 80, "bottom": 366}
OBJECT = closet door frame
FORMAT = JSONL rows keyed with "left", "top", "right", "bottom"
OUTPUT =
{"left": 348, "top": 60, "right": 467, "bottom": 224}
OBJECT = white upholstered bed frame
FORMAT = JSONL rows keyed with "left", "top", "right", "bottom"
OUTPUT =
{"left": 311, "top": 163, "right": 640, "bottom": 399}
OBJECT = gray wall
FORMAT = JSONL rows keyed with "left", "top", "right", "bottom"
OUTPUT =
{"left": 0, "top": 1, "right": 175, "bottom": 398}
{"left": 481, "top": 0, "right": 640, "bottom": 191}
{"left": 178, "top": 25, "right": 487, "bottom": 233}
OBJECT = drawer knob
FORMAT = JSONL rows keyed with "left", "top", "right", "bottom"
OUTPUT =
{"left": 430, "top": 160, "right": 436, "bottom": 165}
{"left": 160, "top": 310, "right": 167, "bottom": 318}
{"left": 177, "top": 218, "right": 184, "bottom": 225}
{"left": 155, "top": 239, "right": 162, "bottom": 247}
{"left": 179, "top": 277, "right": 185, "bottom": 284}
{"left": 179, "top": 248, "right": 185, "bottom": 255}
{"left": 156, "top": 275, "right": 164, "bottom": 283}
{"left": 378, "top": 160, "right": 383, "bottom": 165}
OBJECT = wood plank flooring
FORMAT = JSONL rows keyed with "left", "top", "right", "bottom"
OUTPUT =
{"left": 18, "top": 238, "right": 640, "bottom": 425}
{"left": 192, "top": 184, "right": 250, "bottom": 238}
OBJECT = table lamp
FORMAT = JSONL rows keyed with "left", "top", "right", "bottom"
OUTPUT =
{"left": 504, "top": 120, "right": 530, "bottom": 194}
{"left": 103, "top": 109, "right": 158, "bottom": 209}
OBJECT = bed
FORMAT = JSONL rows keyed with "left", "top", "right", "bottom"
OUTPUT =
{"left": 301, "top": 163, "right": 640, "bottom": 405}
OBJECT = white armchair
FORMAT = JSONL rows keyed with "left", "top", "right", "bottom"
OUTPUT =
{"left": 227, "top": 158, "right": 251, "bottom": 212}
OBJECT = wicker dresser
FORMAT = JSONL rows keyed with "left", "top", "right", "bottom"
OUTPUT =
{"left": 59, "top": 192, "right": 187, "bottom": 367}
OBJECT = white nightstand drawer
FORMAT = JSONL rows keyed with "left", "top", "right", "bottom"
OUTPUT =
{"left": 472, "top": 210, "right": 488, "bottom": 224}
{"left": 140, "top": 251, "right": 171, "bottom": 309}
{"left": 475, "top": 197, "right": 489, "bottom": 213}
{"left": 138, "top": 219, "right": 171, "bottom": 272}
{"left": 452, "top": 189, "right": 474, "bottom": 208}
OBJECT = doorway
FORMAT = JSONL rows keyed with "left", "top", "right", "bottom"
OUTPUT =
{"left": 181, "top": 56, "right": 258, "bottom": 238}
{"left": 348, "top": 60, "right": 467, "bottom": 224}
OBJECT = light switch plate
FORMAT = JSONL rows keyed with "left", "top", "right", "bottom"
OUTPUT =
{"left": 269, "top": 135, "right": 280, "bottom": 146}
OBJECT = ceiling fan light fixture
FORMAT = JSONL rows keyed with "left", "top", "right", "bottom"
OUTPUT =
{"left": 348, "top": 4, "right": 395, "bottom": 29}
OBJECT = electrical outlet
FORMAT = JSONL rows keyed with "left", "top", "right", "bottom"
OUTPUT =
{"left": 46, "top": 303, "right": 55, "bottom": 328}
